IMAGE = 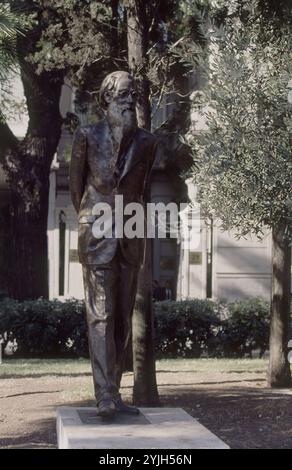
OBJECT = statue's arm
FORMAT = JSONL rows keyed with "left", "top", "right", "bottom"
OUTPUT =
{"left": 69, "top": 127, "right": 87, "bottom": 213}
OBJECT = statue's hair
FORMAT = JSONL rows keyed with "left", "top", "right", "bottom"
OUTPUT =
{"left": 99, "top": 71, "right": 134, "bottom": 109}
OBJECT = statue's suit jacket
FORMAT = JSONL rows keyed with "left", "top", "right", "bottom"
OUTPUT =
{"left": 70, "top": 119, "right": 157, "bottom": 266}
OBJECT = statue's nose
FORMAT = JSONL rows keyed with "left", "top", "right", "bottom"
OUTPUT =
{"left": 127, "top": 94, "right": 135, "bottom": 103}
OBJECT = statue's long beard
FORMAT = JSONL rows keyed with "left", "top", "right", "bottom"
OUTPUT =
{"left": 107, "top": 107, "right": 137, "bottom": 141}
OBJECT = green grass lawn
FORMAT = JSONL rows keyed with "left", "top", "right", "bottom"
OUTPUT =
{"left": 0, "top": 357, "right": 268, "bottom": 377}
{"left": 0, "top": 358, "right": 91, "bottom": 378}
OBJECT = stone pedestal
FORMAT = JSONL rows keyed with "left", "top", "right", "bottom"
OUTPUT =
{"left": 57, "top": 407, "right": 229, "bottom": 449}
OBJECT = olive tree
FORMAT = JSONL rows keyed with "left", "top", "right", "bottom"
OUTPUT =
{"left": 182, "top": 1, "right": 292, "bottom": 386}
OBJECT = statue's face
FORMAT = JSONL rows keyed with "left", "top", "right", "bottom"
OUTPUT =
{"left": 113, "top": 76, "right": 137, "bottom": 115}
{"left": 105, "top": 75, "right": 138, "bottom": 129}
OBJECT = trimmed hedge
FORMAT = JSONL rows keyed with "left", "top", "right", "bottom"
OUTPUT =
{"left": 154, "top": 299, "right": 223, "bottom": 358}
{"left": 154, "top": 297, "right": 270, "bottom": 358}
{"left": 0, "top": 297, "right": 270, "bottom": 359}
{"left": 220, "top": 298, "right": 270, "bottom": 358}
{"left": 0, "top": 298, "right": 88, "bottom": 358}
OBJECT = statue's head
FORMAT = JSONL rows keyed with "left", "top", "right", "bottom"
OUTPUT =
{"left": 99, "top": 71, "right": 138, "bottom": 131}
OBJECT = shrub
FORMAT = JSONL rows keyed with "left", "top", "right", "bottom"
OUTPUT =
{"left": 0, "top": 296, "right": 270, "bottom": 358}
{"left": 220, "top": 298, "right": 270, "bottom": 358}
{"left": 0, "top": 298, "right": 88, "bottom": 358}
{"left": 153, "top": 297, "right": 270, "bottom": 358}
{"left": 154, "top": 299, "right": 223, "bottom": 358}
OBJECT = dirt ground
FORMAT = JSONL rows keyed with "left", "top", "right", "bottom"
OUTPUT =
{"left": 1, "top": 358, "right": 292, "bottom": 449}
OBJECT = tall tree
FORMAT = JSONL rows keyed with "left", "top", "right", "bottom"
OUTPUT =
{"left": 0, "top": 1, "right": 64, "bottom": 299}
{"left": 181, "top": 0, "right": 292, "bottom": 387}
{"left": 125, "top": 0, "right": 159, "bottom": 405}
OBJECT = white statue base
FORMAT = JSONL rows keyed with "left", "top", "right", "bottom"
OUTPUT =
{"left": 57, "top": 406, "right": 229, "bottom": 449}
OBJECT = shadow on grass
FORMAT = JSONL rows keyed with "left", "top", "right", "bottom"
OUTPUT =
{"left": 0, "top": 417, "right": 57, "bottom": 449}
{"left": 224, "top": 370, "right": 266, "bottom": 375}
{"left": 153, "top": 369, "right": 266, "bottom": 374}
{"left": 0, "top": 398, "right": 95, "bottom": 449}
{"left": 0, "top": 372, "right": 93, "bottom": 380}
{"left": 156, "top": 378, "right": 266, "bottom": 387}
{"left": 1, "top": 390, "right": 63, "bottom": 399}
{"left": 160, "top": 387, "right": 292, "bottom": 449}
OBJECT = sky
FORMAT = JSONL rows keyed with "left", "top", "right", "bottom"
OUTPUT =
{"left": 6, "top": 74, "right": 29, "bottom": 139}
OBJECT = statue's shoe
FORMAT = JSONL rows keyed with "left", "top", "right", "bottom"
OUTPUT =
{"left": 114, "top": 394, "right": 140, "bottom": 415}
{"left": 97, "top": 396, "right": 116, "bottom": 419}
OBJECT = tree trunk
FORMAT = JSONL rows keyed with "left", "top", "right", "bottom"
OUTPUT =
{"left": 5, "top": 134, "right": 60, "bottom": 300}
{"left": 3, "top": 111, "right": 63, "bottom": 300}
{"left": 9, "top": 181, "right": 50, "bottom": 300}
{"left": 133, "top": 238, "right": 160, "bottom": 405}
{"left": 126, "top": 0, "right": 160, "bottom": 405}
{"left": 126, "top": 0, "right": 151, "bottom": 130}
{"left": 267, "top": 222, "right": 291, "bottom": 387}
{"left": 110, "top": 0, "right": 120, "bottom": 60}
{"left": 0, "top": 4, "right": 64, "bottom": 299}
